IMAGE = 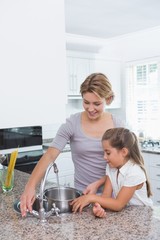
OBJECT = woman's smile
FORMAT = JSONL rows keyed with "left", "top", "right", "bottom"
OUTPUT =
{"left": 82, "top": 92, "right": 105, "bottom": 120}
{"left": 88, "top": 110, "right": 98, "bottom": 117}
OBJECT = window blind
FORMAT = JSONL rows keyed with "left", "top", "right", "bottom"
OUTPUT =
{"left": 126, "top": 61, "right": 160, "bottom": 140}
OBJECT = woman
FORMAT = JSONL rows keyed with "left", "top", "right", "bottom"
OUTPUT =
{"left": 20, "top": 73, "right": 124, "bottom": 217}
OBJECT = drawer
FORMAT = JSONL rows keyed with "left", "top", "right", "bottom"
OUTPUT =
{"left": 151, "top": 179, "right": 160, "bottom": 205}
{"left": 150, "top": 167, "right": 160, "bottom": 181}
{"left": 149, "top": 155, "right": 160, "bottom": 167}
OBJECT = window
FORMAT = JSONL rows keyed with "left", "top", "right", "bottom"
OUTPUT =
{"left": 126, "top": 61, "right": 160, "bottom": 140}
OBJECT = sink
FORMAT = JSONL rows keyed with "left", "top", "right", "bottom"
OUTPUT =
{"left": 13, "top": 198, "right": 49, "bottom": 215}
{"left": 14, "top": 187, "right": 82, "bottom": 215}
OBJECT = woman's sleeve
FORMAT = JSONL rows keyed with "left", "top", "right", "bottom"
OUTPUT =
{"left": 50, "top": 115, "right": 74, "bottom": 151}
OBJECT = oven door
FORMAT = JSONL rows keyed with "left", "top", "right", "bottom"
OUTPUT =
{"left": 2, "top": 150, "right": 43, "bottom": 174}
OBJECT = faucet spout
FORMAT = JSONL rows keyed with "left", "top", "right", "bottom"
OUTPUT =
{"left": 53, "top": 162, "right": 58, "bottom": 173}
{"left": 35, "top": 162, "right": 59, "bottom": 222}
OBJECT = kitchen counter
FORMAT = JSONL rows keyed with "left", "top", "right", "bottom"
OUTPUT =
{"left": 142, "top": 148, "right": 160, "bottom": 154}
{"left": 43, "top": 139, "right": 71, "bottom": 153}
{"left": 0, "top": 170, "right": 160, "bottom": 240}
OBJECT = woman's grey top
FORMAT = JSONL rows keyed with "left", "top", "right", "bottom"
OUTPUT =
{"left": 51, "top": 112, "right": 124, "bottom": 192}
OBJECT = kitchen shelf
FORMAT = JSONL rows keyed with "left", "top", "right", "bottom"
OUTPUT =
{"left": 68, "top": 95, "right": 82, "bottom": 99}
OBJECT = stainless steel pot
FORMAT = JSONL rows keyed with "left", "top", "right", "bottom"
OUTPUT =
{"left": 44, "top": 187, "right": 81, "bottom": 213}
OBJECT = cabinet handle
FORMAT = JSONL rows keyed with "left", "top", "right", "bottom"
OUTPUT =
{"left": 157, "top": 200, "right": 160, "bottom": 203}
{"left": 70, "top": 74, "right": 73, "bottom": 91}
{"left": 73, "top": 75, "right": 77, "bottom": 93}
{"left": 157, "top": 188, "right": 160, "bottom": 190}
{"left": 156, "top": 174, "right": 160, "bottom": 177}
{"left": 156, "top": 164, "right": 160, "bottom": 167}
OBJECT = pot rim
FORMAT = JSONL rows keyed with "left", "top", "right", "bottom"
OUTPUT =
{"left": 43, "top": 186, "right": 82, "bottom": 201}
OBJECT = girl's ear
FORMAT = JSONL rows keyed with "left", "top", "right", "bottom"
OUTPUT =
{"left": 121, "top": 147, "right": 129, "bottom": 157}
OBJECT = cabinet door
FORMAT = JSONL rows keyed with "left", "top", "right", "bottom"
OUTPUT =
{"left": 67, "top": 56, "right": 93, "bottom": 97}
{"left": 143, "top": 152, "right": 160, "bottom": 205}
{"left": 151, "top": 179, "right": 160, "bottom": 205}
{"left": 150, "top": 166, "right": 160, "bottom": 181}
{"left": 142, "top": 152, "right": 151, "bottom": 178}
{"left": 92, "top": 59, "right": 121, "bottom": 108}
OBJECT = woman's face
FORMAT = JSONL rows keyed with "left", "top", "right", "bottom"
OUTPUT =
{"left": 82, "top": 92, "right": 105, "bottom": 120}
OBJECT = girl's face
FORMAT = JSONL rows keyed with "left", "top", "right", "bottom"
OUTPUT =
{"left": 102, "top": 140, "right": 128, "bottom": 168}
{"left": 82, "top": 92, "right": 105, "bottom": 120}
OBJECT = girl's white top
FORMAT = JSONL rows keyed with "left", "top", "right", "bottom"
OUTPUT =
{"left": 106, "top": 160, "right": 153, "bottom": 206}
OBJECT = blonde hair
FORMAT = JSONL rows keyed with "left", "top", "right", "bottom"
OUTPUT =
{"left": 102, "top": 127, "right": 152, "bottom": 197}
{"left": 80, "top": 73, "right": 115, "bottom": 105}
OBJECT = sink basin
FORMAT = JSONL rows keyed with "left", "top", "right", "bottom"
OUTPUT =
{"left": 14, "top": 187, "right": 82, "bottom": 215}
{"left": 13, "top": 197, "right": 49, "bottom": 215}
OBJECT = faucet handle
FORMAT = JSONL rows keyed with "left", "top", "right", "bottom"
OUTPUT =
{"left": 51, "top": 203, "right": 60, "bottom": 216}
{"left": 44, "top": 203, "right": 60, "bottom": 219}
{"left": 32, "top": 210, "right": 39, "bottom": 218}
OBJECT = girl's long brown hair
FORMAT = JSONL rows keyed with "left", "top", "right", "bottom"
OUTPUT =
{"left": 102, "top": 127, "right": 152, "bottom": 197}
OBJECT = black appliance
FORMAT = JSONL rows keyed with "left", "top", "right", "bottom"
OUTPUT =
{"left": 0, "top": 126, "right": 43, "bottom": 174}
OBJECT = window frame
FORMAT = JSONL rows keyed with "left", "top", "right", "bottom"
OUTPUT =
{"left": 126, "top": 58, "right": 160, "bottom": 140}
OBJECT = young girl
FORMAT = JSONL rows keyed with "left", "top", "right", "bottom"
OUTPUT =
{"left": 71, "top": 128, "right": 153, "bottom": 217}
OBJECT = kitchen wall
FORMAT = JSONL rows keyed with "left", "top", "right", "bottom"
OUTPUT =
{"left": 99, "top": 26, "right": 160, "bottom": 62}
{"left": 0, "top": 0, "right": 67, "bottom": 130}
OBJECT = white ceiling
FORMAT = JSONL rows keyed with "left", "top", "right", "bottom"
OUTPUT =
{"left": 65, "top": 0, "right": 160, "bottom": 39}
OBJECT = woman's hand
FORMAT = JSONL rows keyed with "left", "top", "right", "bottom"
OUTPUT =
{"left": 83, "top": 176, "right": 106, "bottom": 195}
{"left": 20, "top": 186, "right": 36, "bottom": 217}
{"left": 71, "top": 195, "right": 92, "bottom": 213}
{"left": 83, "top": 182, "right": 99, "bottom": 195}
{"left": 93, "top": 203, "right": 106, "bottom": 218}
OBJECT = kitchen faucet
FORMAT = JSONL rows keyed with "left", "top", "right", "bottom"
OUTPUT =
{"left": 32, "top": 162, "right": 60, "bottom": 222}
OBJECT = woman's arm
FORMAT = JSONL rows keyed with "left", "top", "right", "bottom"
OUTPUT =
{"left": 20, "top": 147, "right": 60, "bottom": 217}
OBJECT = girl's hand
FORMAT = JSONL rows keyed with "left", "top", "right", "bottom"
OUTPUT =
{"left": 71, "top": 195, "right": 92, "bottom": 213}
{"left": 20, "top": 187, "right": 36, "bottom": 217}
{"left": 93, "top": 203, "right": 106, "bottom": 218}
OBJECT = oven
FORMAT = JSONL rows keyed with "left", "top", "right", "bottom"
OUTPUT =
{"left": 0, "top": 126, "right": 43, "bottom": 174}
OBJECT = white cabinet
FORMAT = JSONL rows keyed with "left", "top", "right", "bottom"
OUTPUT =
{"left": 149, "top": 154, "right": 160, "bottom": 205}
{"left": 92, "top": 59, "right": 121, "bottom": 108}
{"left": 66, "top": 54, "right": 121, "bottom": 108}
{"left": 67, "top": 56, "right": 94, "bottom": 98}
{"left": 143, "top": 152, "right": 160, "bottom": 205}
{"left": 142, "top": 152, "right": 150, "bottom": 178}
{"left": 47, "top": 151, "right": 74, "bottom": 187}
